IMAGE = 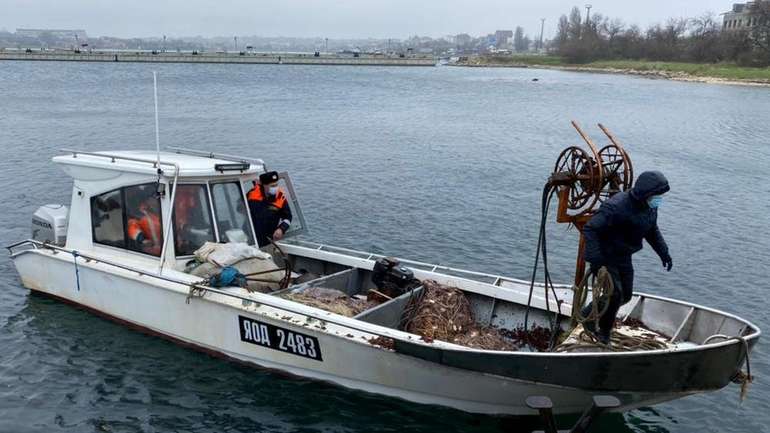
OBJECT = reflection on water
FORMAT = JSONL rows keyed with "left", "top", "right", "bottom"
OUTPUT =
{"left": 1, "top": 60, "right": 768, "bottom": 433}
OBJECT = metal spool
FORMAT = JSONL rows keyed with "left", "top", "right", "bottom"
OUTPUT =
{"left": 597, "top": 144, "right": 632, "bottom": 203}
{"left": 552, "top": 145, "right": 601, "bottom": 215}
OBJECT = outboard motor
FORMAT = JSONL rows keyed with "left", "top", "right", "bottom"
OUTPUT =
{"left": 371, "top": 257, "right": 419, "bottom": 299}
{"left": 31, "top": 204, "right": 69, "bottom": 246}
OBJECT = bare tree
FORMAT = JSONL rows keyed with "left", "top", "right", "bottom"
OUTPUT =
{"left": 546, "top": 4, "right": 768, "bottom": 66}
{"left": 555, "top": 14, "right": 570, "bottom": 49}
{"left": 514, "top": 26, "right": 526, "bottom": 52}
{"left": 568, "top": 6, "right": 582, "bottom": 41}
{"left": 689, "top": 12, "right": 722, "bottom": 62}
{"left": 749, "top": 1, "right": 770, "bottom": 65}
{"left": 605, "top": 18, "right": 625, "bottom": 55}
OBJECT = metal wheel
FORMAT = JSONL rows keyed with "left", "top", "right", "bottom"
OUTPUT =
{"left": 270, "top": 240, "right": 294, "bottom": 290}
{"left": 598, "top": 144, "right": 632, "bottom": 203}
{"left": 553, "top": 146, "right": 601, "bottom": 215}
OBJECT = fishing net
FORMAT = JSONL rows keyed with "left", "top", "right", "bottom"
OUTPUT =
{"left": 281, "top": 287, "right": 377, "bottom": 317}
{"left": 401, "top": 280, "right": 475, "bottom": 341}
{"left": 401, "top": 280, "right": 517, "bottom": 351}
{"left": 451, "top": 325, "right": 519, "bottom": 351}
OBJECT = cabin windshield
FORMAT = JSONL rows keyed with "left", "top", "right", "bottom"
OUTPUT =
{"left": 210, "top": 182, "right": 255, "bottom": 245}
{"left": 173, "top": 184, "right": 216, "bottom": 256}
{"left": 172, "top": 181, "right": 256, "bottom": 256}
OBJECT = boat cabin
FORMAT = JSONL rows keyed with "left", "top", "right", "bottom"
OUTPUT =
{"left": 48, "top": 148, "right": 306, "bottom": 270}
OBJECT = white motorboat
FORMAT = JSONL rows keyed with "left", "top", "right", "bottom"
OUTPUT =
{"left": 8, "top": 148, "right": 760, "bottom": 416}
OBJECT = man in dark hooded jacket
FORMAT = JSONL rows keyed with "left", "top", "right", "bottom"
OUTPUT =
{"left": 581, "top": 171, "right": 673, "bottom": 343}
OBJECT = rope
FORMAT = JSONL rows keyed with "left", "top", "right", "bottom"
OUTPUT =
{"left": 523, "top": 184, "right": 564, "bottom": 349}
{"left": 186, "top": 281, "right": 207, "bottom": 304}
{"left": 572, "top": 266, "right": 614, "bottom": 328}
{"left": 704, "top": 334, "right": 753, "bottom": 401}
{"left": 551, "top": 270, "right": 679, "bottom": 352}
{"left": 554, "top": 328, "right": 669, "bottom": 352}
{"left": 72, "top": 250, "right": 81, "bottom": 291}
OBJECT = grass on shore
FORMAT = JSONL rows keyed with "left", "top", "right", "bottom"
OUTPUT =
{"left": 471, "top": 55, "right": 770, "bottom": 81}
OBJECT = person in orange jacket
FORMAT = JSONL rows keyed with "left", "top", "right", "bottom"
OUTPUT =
{"left": 247, "top": 171, "right": 292, "bottom": 247}
{"left": 127, "top": 193, "right": 163, "bottom": 256}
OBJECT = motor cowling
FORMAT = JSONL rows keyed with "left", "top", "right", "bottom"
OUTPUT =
{"left": 32, "top": 204, "right": 69, "bottom": 246}
{"left": 371, "top": 257, "right": 419, "bottom": 298}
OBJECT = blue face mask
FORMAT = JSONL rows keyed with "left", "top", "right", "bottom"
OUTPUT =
{"left": 647, "top": 195, "right": 663, "bottom": 209}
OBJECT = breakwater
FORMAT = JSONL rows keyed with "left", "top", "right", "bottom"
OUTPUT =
{"left": 0, "top": 49, "right": 436, "bottom": 66}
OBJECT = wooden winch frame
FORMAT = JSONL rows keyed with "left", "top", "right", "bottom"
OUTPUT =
{"left": 549, "top": 122, "right": 634, "bottom": 287}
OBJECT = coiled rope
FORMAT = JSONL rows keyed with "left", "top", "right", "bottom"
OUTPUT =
{"left": 554, "top": 267, "right": 669, "bottom": 352}
{"left": 573, "top": 267, "right": 613, "bottom": 325}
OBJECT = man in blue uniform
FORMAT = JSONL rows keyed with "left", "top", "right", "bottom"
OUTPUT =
{"left": 581, "top": 171, "right": 673, "bottom": 344}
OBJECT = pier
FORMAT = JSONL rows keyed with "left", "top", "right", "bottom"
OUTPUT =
{"left": 0, "top": 49, "right": 436, "bottom": 66}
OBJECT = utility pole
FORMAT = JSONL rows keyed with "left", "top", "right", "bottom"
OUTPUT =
{"left": 325, "top": 37, "right": 328, "bottom": 53}
{"left": 538, "top": 18, "right": 546, "bottom": 52}
{"left": 387, "top": 38, "right": 391, "bottom": 53}
{"left": 585, "top": 4, "right": 592, "bottom": 27}
{"left": 162, "top": 35, "right": 166, "bottom": 52}
{"left": 234, "top": 36, "right": 238, "bottom": 52}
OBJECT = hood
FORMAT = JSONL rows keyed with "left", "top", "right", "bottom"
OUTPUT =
{"left": 630, "top": 171, "right": 670, "bottom": 201}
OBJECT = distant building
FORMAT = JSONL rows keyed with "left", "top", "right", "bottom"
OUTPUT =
{"left": 722, "top": 1, "right": 768, "bottom": 30}
{"left": 494, "top": 30, "right": 513, "bottom": 47}
{"left": 15, "top": 28, "right": 87, "bottom": 39}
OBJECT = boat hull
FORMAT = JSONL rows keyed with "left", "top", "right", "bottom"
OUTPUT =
{"left": 10, "top": 248, "right": 750, "bottom": 415}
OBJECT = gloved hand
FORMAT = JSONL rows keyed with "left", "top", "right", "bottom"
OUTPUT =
{"left": 661, "top": 254, "right": 673, "bottom": 272}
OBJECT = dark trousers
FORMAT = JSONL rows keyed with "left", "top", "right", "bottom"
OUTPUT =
{"left": 583, "top": 258, "right": 634, "bottom": 335}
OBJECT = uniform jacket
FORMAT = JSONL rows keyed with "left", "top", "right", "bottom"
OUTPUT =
{"left": 247, "top": 185, "right": 292, "bottom": 247}
{"left": 583, "top": 171, "right": 670, "bottom": 265}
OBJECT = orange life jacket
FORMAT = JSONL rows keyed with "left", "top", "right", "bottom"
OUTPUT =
{"left": 127, "top": 210, "right": 162, "bottom": 255}
{"left": 247, "top": 185, "right": 287, "bottom": 209}
{"left": 174, "top": 186, "right": 198, "bottom": 228}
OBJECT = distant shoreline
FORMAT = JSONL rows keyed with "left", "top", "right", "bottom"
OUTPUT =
{"left": 0, "top": 49, "right": 436, "bottom": 67}
{"left": 454, "top": 56, "right": 770, "bottom": 87}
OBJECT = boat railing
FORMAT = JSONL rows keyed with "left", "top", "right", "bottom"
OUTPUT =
{"left": 166, "top": 146, "right": 267, "bottom": 172}
{"left": 6, "top": 239, "right": 757, "bottom": 354}
{"left": 60, "top": 149, "right": 181, "bottom": 173}
{"left": 285, "top": 238, "right": 569, "bottom": 290}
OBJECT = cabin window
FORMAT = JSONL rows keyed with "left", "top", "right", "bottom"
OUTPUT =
{"left": 91, "top": 189, "right": 126, "bottom": 249}
{"left": 173, "top": 184, "right": 215, "bottom": 256}
{"left": 90, "top": 183, "right": 164, "bottom": 257}
{"left": 210, "top": 182, "right": 255, "bottom": 244}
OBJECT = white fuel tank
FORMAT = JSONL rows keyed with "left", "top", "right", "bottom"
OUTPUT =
{"left": 32, "top": 204, "right": 69, "bottom": 246}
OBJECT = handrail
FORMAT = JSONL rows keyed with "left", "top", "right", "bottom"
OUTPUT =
{"left": 285, "top": 239, "right": 567, "bottom": 289}
{"left": 166, "top": 147, "right": 267, "bottom": 172}
{"left": 60, "top": 149, "right": 180, "bottom": 173}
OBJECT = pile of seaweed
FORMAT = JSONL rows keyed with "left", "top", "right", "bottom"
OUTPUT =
{"left": 400, "top": 280, "right": 518, "bottom": 351}
{"left": 280, "top": 287, "right": 378, "bottom": 317}
{"left": 499, "top": 326, "right": 553, "bottom": 352}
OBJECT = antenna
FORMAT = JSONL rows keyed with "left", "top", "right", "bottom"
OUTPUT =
{"left": 152, "top": 71, "right": 161, "bottom": 170}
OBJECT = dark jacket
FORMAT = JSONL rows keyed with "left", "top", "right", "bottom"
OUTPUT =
{"left": 583, "top": 171, "right": 670, "bottom": 266}
{"left": 247, "top": 186, "right": 292, "bottom": 247}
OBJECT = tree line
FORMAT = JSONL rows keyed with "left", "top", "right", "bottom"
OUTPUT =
{"left": 552, "top": 4, "right": 770, "bottom": 66}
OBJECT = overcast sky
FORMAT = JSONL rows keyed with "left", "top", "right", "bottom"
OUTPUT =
{"left": 2, "top": 0, "right": 733, "bottom": 39}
